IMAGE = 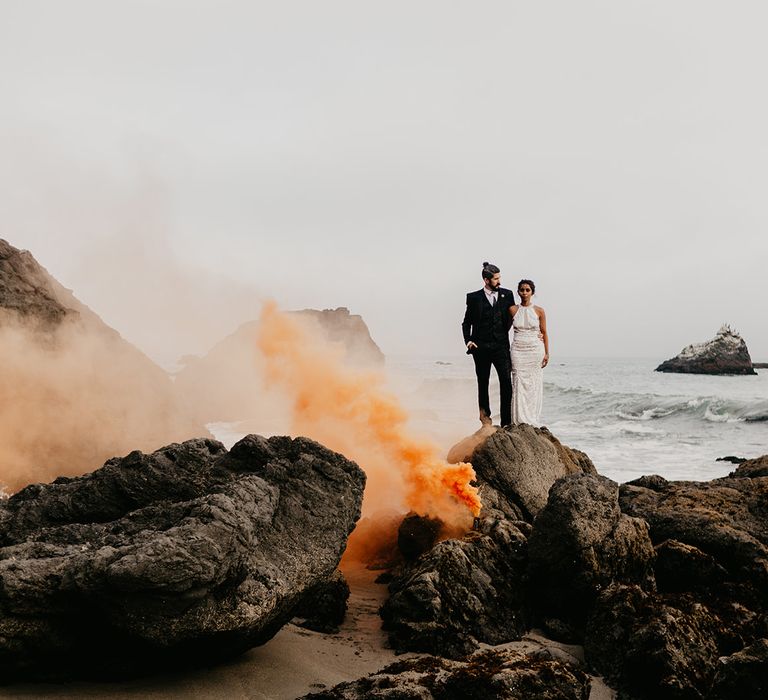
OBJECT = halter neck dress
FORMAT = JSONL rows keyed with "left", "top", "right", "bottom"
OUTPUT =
{"left": 511, "top": 304, "right": 544, "bottom": 426}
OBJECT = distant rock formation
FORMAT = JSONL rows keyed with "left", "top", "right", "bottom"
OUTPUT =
{"left": 174, "top": 307, "right": 384, "bottom": 424}
{"left": 289, "top": 307, "right": 385, "bottom": 366}
{"left": 0, "top": 434, "right": 365, "bottom": 680}
{"left": 655, "top": 325, "right": 757, "bottom": 375}
{"left": 0, "top": 239, "right": 207, "bottom": 491}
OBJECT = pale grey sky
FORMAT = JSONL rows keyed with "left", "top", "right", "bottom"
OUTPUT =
{"left": 2, "top": 1, "right": 766, "bottom": 364}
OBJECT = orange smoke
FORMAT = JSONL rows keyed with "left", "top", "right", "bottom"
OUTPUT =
{"left": 257, "top": 301, "right": 481, "bottom": 549}
{"left": 0, "top": 317, "right": 205, "bottom": 494}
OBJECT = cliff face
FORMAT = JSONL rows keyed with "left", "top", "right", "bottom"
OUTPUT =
{"left": 656, "top": 325, "right": 757, "bottom": 375}
{"left": 175, "top": 307, "right": 384, "bottom": 424}
{"left": 0, "top": 239, "right": 207, "bottom": 492}
{"left": 289, "top": 307, "right": 385, "bottom": 366}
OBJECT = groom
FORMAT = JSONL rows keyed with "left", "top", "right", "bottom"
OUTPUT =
{"left": 461, "top": 262, "right": 515, "bottom": 427}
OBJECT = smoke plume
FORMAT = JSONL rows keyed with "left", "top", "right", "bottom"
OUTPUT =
{"left": 256, "top": 301, "right": 481, "bottom": 559}
{"left": 0, "top": 316, "right": 205, "bottom": 494}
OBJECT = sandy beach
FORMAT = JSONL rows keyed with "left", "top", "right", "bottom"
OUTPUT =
{"left": 0, "top": 565, "right": 615, "bottom": 700}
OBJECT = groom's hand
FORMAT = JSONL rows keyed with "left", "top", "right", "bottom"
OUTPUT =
{"left": 467, "top": 341, "right": 477, "bottom": 350}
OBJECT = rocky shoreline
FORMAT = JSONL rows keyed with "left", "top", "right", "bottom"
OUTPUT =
{"left": 2, "top": 425, "right": 765, "bottom": 698}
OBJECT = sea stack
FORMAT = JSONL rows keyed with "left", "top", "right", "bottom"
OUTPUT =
{"left": 655, "top": 325, "right": 757, "bottom": 375}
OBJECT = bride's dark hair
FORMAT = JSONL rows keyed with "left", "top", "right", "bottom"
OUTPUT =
{"left": 518, "top": 279, "right": 536, "bottom": 293}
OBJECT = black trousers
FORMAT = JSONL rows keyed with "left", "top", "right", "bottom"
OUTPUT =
{"left": 472, "top": 345, "right": 512, "bottom": 427}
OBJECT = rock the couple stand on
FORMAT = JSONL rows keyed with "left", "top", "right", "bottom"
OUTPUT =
{"left": 462, "top": 262, "right": 549, "bottom": 427}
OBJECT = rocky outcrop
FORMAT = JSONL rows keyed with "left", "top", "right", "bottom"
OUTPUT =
{"left": 0, "top": 239, "right": 207, "bottom": 491}
{"left": 619, "top": 473, "right": 768, "bottom": 608}
{"left": 0, "top": 434, "right": 365, "bottom": 680}
{"left": 527, "top": 474, "right": 656, "bottom": 640}
{"left": 0, "top": 239, "right": 71, "bottom": 328}
{"left": 380, "top": 517, "right": 529, "bottom": 658}
{"left": 730, "top": 454, "right": 768, "bottom": 478}
{"left": 584, "top": 584, "right": 754, "bottom": 700}
{"left": 656, "top": 324, "right": 757, "bottom": 375}
{"left": 301, "top": 646, "right": 592, "bottom": 700}
{"left": 578, "top": 469, "right": 768, "bottom": 698}
{"left": 289, "top": 307, "right": 385, "bottom": 366}
{"left": 174, "top": 307, "right": 384, "bottom": 424}
{"left": 468, "top": 424, "right": 597, "bottom": 521}
{"left": 709, "top": 638, "right": 768, "bottom": 700}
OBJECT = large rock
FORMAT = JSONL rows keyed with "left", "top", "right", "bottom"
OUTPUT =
{"left": 0, "top": 434, "right": 365, "bottom": 680}
{"left": 619, "top": 474, "right": 768, "bottom": 609}
{"left": 0, "top": 239, "right": 207, "bottom": 492}
{"left": 655, "top": 324, "right": 757, "bottom": 375}
{"left": 585, "top": 585, "right": 725, "bottom": 699}
{"left": 174, "top": 307, "right": 384, "bottom": 424}
{"left": 467, "top": 424, "right": 597, "bottom": 522}
{"left": 730, "top": 454, "right": 768, "bottom": 478}
{"left": 527, "top": 474, "right": 656, "bottom": 639}
{"left": 709, "top": 638, "right": 768, "bottom": 700}
{"left": 301, "top": 646, "right": 592, "bottom": 700}
{"left": 380, "top": 517, "right": 529, "bottom": 658}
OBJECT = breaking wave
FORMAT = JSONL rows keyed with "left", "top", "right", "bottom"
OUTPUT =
{"left": 543, "top": 382, "right": 768, "bottom": 424}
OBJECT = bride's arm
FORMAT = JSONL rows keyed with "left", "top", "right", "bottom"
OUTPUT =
{"left": 537, "top": 307, "right": 549, "bottom": 367}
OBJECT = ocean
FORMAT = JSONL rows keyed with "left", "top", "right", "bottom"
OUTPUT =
{"left": 385, "top": 355, "right": 768, "bottom": 484}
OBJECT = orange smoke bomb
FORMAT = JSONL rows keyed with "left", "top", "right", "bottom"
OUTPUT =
{"left": 256, "top": 302, "right": 481, "bottom": 531}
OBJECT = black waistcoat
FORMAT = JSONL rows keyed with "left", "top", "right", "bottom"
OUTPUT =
{"left": 475, "top": 297, "right": 508, "bottom": 347}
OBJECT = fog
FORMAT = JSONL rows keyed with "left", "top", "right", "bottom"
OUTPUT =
{"left": 2, "top": 0, "right": 767, "bottom": 367}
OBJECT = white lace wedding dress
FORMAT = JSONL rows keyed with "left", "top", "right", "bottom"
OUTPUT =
{"left": 511, "top": 304, "right": 545, "bottom": 426}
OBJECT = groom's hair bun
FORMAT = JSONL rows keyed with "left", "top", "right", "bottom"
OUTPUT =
{"left": 482, "top": 262, "right": 500, "bottom": 279}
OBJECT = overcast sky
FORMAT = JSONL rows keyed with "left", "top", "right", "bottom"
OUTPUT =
{"left": 2, "top": 1, "right": 766, "bottom": 365}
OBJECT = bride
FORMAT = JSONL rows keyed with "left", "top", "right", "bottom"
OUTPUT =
{"left": 509, "top": 279, "right": 549, "bottom": 426}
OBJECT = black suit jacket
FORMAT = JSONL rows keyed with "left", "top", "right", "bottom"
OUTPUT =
{"left": 461, "top": 287, "right": 515, "bottom": 348}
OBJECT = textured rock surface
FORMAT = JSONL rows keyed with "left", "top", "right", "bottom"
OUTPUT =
{"left": 730, "top": 454, "right": 768, "bottom": 478}
{"left": 469, "top": 424, "right": 597, "bottom": 522}
{"left": 619, "top": 473, "right": 768, "bottom": 608}
{"left": 585, "top": 585, "right": 723, "bottom": 699}
{"left": 579, "top": 473, "right": 768, "bottom": 699}
{"left": 0, "top": 434, "right": 365, "bottom": 680}
{"left": 655, "top": 324, "right": 757, "bottom": 375}
{"left": 300, "top": 646, "right": 592, "bottom": 700}
{"left": 293, "top": 570, "right": 350, "bottom": 634}
{"left": 709, "top": 637, "right": 768, "bottom": 700}
{"left": 527, "top": 474, "right": 656, "bottom": 639}
{"left": 380, "top": 518, "right": 529, "bottom": 658}
{"left": 0, "top": 239, "right": 70, "bottom": 327}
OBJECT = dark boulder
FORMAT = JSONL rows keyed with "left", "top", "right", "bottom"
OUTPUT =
{"left": 730, "top": 454, "right": 768, "bottom": 478}
{"left": 300, "top": 647, "right": 592, "bottom": 700}
{"left": 585, "top": 585, "right": 721, "bottom": 699}
{"left": 0, "top": 434, "right": 365, "bottom": 680}
{"left": 293, "top": 570, "right": 350, "bottom": 633}
{"left": 398, "top": 512, "right": 444, "bottom": 561}
{"left": 619, "top": 474, "right": 768, "bottom": 609}
{"left": 527, "top": 474, "right": 656, "bottom": 640}
{"left": 709, "top": 638, "right": 768, "bottom": 700}
{"left": 380, "top": 517, "right": 529, "bottom": 658}
{"left": 655, "top": 325, "right": 757, "bottom": 375}
{"left": 468, "top": 424, "right": 596, "bottom": 522}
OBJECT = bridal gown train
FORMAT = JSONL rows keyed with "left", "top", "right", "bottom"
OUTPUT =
{"left": 511, "top": 304, "right": 545, "bottom": 426}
